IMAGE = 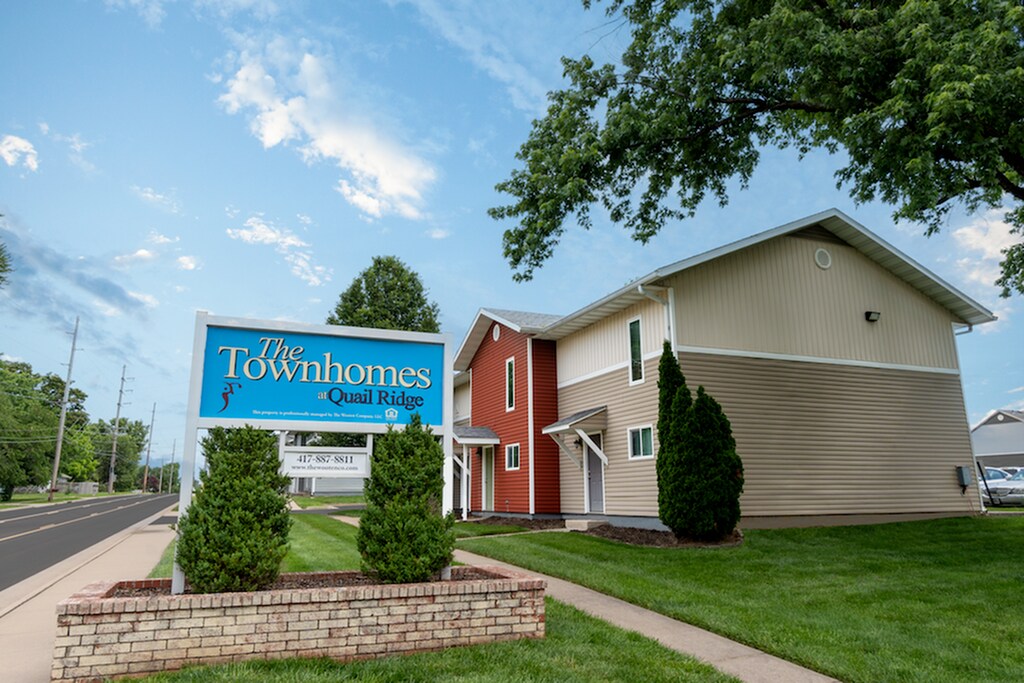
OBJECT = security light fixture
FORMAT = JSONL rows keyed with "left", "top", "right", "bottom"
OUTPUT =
{"left": 865, "top": 311, "right": 881, "bottom": 322}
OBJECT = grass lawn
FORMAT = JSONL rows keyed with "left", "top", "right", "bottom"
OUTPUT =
{"left": 455, "top": 522, "right": 529, "bottom": 538}
{"left": 145, "top": 512, "right": 734, "bottom": 683}
{"left": 460, "top": 516, "right": 1024, "bottom": 683}
{"left": 291, "top": 494, "right": 365, "bottom": 509}
{"left": 0, "top": 491, "right": 121, "bottom": 508}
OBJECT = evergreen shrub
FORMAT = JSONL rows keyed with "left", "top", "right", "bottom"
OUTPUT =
{"left": 656, "top": 345, "right": 744, "bottom": 540}
{"left": 175, "top": 426, "right": 292, "bottom": 593}
{"left": 358, "top": 414, "right": 454, "bottom": 583}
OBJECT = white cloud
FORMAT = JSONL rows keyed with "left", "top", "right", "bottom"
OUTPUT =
{"left": 296, "top": 213, "right": 312, "bottom": 226}
{"left": 148, "top": 231, "right": 178, "bottom": 244}
{"left": 1008, "top": 386, "right": 1024, "bottom": 394}
{"left": 129, "top": 291, "right": 159, "bottom": 308}
{"left": 131, "top": 185, "right": 183, "bottom": 214}
{"left": 194, "top": 0, "right": 279, "bottom": 20}
{"left": 426, "top": 227, "right": 450, "bottom": 240}
{"left": 394, "top": 0, "right": 553, "bottom": 114}
{"left": 114, "top": 248, "right": 157, "bottom": 265}
{"left": 36, "top": 124, "right": 97, "bottom": 173}
{"left": 105, "top": 0, "right": 167, "bottom": 28}
{"left": 951, "top": 209, "right": 1021, "bottom": 332}
{"left": 176, "top": 255, "right": 200, "bottom": 270}
{"left": 218, "top": 39, "right": 436, "bottom": 220}
{"left": 226, "top": 214, "right": 330, "bottom": 286}
{"left": 0, "top": 135, "right": 40, "bottom": 171}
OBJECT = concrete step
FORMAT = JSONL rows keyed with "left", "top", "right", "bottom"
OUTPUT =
{"left": 564, "top": 519, "right": 608, "bottom": 531}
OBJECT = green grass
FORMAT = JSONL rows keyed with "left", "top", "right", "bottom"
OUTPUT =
{"left": 291, "top": 494, "right": 365, "bottom": 509}
{"left": 0, "top": 490, "right": 121, "bottom": 507}
{"left": 139, "top": 599, "right": 735, "bottom": 683}
{"left": 143, "top": 513, "right": 733, "bottom": 683}
{"left": 149, "top": 514, "right": 364, "bottom": 578}
{"left": 460, "top": 516, "right": 1024, "bottom": 683}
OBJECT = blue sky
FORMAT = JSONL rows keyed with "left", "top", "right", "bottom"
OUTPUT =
{"left": 1, "top": 0, "right": 1021, "bottom": 472}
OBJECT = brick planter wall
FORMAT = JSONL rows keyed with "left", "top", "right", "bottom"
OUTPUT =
{"left": 52, "top": 566, "right": 545, "bottom": 682}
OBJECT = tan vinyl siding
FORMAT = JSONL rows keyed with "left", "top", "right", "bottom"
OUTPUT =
{"left": 683, "top": 352, "right": 976, "bottom": 517}
{"left": 668, "top": 235, "right": 960, "bottom": 370}
{"left": 557, "top": 299, "right": 667, "bottom": 386}
{"left": 556, "top": 351, "right": 976, "bottom": 518}
{"left": 454, "top": 381, "right": 471, "bottom": 424}
{"left": 556, "top": 358, "right": 661, "bottom": 516}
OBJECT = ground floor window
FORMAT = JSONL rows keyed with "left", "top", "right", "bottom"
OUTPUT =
{"left": 505, "top": 443, "right": 520, "bottom": 470}
{"left": 628, "top": 425, "right": 654, "bottom": 459}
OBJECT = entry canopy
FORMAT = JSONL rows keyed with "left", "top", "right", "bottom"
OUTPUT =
{"left": 542, "top": 406, "right": 608, "bottom": 435}
{"left": 453, "top": 425, "right": 500, "bottom": 446}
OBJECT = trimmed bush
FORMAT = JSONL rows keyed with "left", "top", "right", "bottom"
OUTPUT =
{"left": 358, "top": 414, "right": 454, "bottom": 583}
{"left": 656, "top": 347, "right": 743, "bottom": 540}
{"left": 175, "top": 426, "right": 292, "bottom": 593}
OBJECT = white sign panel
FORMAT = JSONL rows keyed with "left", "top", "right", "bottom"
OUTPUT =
{"left": 282, "top": 447, "right": 369, "bottom": 479}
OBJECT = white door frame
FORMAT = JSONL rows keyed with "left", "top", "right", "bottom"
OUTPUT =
{"left": 583, "top": 432, "right": 605, "bottom": 514}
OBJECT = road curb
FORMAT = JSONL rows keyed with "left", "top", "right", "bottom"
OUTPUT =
{"left": 0, "top": 499, "right": 177, "bottom": 619}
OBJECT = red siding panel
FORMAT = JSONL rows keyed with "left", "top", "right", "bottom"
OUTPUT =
{"left": 530, "top": 340, "right": 561, "bottom": 513}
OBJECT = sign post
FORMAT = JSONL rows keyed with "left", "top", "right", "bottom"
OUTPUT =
{"left": 174, "top": 312, "right": 453, "bottom": 594}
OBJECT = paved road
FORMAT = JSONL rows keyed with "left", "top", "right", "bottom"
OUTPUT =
{"left": 0, "top": 494, "right": 177, "bottom": 590}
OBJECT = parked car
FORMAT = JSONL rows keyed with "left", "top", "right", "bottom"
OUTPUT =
{"left": 987, "top": 470, "right": 1024, "bottom": 507}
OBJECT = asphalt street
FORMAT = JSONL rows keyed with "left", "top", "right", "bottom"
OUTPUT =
{"left": 0, "top": 493, "right": 177, "bottom": 590}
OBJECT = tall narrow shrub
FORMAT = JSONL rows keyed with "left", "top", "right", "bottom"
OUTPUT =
{"left": 656, "top": 342, "right": 692, "bottom": 533}
{"left": 675, "top": 386, "right": 745, "bottom": 540}
{"left": 175, "top": 426, "right": 292, "bottom": 593}
{"left": 358, "top": 414, "right": 454, "bottom": 583}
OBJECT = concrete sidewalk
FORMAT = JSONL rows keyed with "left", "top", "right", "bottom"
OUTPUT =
{"left": 0, "top": 504, "right": 177, "bottom": 683}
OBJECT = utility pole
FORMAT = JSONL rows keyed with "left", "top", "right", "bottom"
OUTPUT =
{"left": 167, "top": 439, "right": 176, "bottom": 493}
{"left": 107, "top": 365, "right": 130, "bottom": 494}
{"left": 142, "top": 402, "right": 155, "bottom": 493}
{"left": 48, "top": 317, "right": 79, "bottom": 502}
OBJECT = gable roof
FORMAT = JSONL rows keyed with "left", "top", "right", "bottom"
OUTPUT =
{"left": 454, "top": 308, "right": 563, "bottom": 372}
{"left": 454, "top": 209, "right": 996, "bottom": 367}
{"left": 971, "top": 410, "right": 1024, "bottom": 457}
{"left": 539, "top": 208, "right": 995, "bottom": 340}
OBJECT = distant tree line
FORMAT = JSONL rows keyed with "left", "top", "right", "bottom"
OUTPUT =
{"left": 0, "top": 357, "right": 159, "bottom": 500}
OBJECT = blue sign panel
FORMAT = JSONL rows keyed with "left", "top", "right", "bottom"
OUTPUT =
{"left": 198, "top": 325, "right": 444, "bottom": 426}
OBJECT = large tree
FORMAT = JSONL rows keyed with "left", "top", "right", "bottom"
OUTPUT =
{"left": 490, "top": 0, "right": 1024, "bottom": 295}
{"left": 0, "top": 360, "right": 58, "bottom": 499}
{"left": 327, "top": 255, "right": 440, "bottom": 333}
{"left": 92, "top": 418, "right": 147, "bottom": 492}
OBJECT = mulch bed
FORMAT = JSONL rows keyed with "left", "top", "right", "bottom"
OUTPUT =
{"left": 468, "top": 515, "right": 743, "bottom": 548}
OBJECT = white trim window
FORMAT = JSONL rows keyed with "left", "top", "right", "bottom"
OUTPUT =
{"left": 505, "top": 357, "right": 515, "bottom": 411}
{"left": 628, "top": 425, "right": 654, "bottom": 459}
{"left": 505, "top": 443, "right": 521, "bottom": 470}
{"left": 628, "top": 317, "right": 644, "bottom": 385}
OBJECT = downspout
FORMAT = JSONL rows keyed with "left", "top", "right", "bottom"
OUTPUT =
{"left": 638, "top": 284, "right": 674, "bottom": 346}
{"left": 527, "top": 338, "right": 535, "bottom": 516}
{"left": 951, "top": 321, "right": 983, "bottom": 511}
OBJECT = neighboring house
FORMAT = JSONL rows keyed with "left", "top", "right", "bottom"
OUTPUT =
{"left": 971, "top": 410, "right": 1024, "bottom": 469}
{"left": 453, "top": 209, "right": 996, "bottom": 527}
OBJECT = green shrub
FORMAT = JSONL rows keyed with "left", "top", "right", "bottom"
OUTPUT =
{"left": 357, "top": 414, "right": 454, "bottom": 583}
{"left": 175, "top": 426, "right": 292, "bottom": 593}
{"left": 675, "top": 387, "right": 745, "bottom": 540}
{"left": 656, "top": 345, "right": 743, "bottom": 540}
{"left": 656, "top": 342, "right": 692, "bottom": 535}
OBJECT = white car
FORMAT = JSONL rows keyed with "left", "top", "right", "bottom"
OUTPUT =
{"left": 987, "top": 470, "right": 1024, "bottom": 506}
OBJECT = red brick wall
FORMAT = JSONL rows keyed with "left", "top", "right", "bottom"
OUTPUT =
{"left": 52, "top": 568, "right": 545, "bottom": 682}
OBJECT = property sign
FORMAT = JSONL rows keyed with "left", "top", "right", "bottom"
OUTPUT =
{"left": 193, "top": 316, "right": 448, "bottom": 432}
{"left": 281, "top": 447, "right": 369, "bottom": 479}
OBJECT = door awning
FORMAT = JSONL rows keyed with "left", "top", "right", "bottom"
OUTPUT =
{"left": 542, "top": 406, "right": 607, "bottom": 435}
{"left": 542, "top": 406, "right": 608, "bottom": 470}
{"left": 452, "top": 425, "right": 500, "bottom": 446}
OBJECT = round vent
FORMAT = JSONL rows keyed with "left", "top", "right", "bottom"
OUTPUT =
{"left": 492, "top": 325, "right": 500, "bottom": 342}
{"left": 814, "top": 248, "right": 832, "bottom": 270}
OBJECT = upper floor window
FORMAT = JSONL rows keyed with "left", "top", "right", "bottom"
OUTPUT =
{"left": 505, "top": 443, "right": 521, "bottom": 470}
{"left": 506, "top": 357, "right": 515, "bottom": 411}
{"left": 628, "top": 317, "right": 644, "bottom": 384}
{"left": 628, "top": 425, "right": 654, "bottom": 459}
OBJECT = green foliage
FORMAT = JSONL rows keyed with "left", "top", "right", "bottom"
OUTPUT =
{"left": 92, "top": 418, "right": 147, "bottom": 492}
{"left": 357, "top": 414, "right": 455, "bottom": 583}
{"left": 491, "top": 1, "right": 1024, "bottom": 295}
{"left": 175, "top": 426, "right": 292, "bottom": 593}
{"left": 0, "top": 240, "right": 10, "bottom": 289}
{"left": 672, "top": 387, "right": 744, "bottom": 540}
{"left": 0, "top": 359, "right": 65, "bottom": 499}
{"left": 655, "top": 350, "right": 742, "bottom": 540}
{"left": 327, "top": 255, "right": 441, "bottom": 332}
